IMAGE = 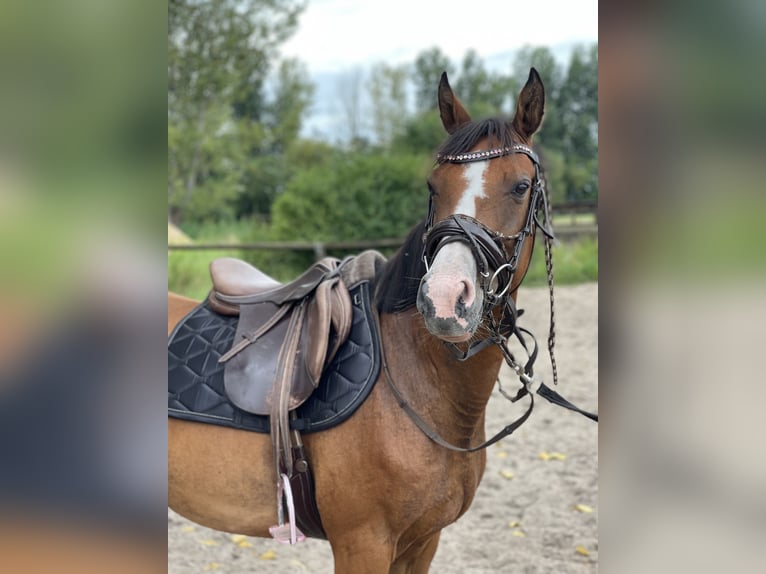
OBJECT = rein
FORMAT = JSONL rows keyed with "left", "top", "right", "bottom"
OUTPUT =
{"left": 382, "top": 143, "right": 597, "bottom": 454}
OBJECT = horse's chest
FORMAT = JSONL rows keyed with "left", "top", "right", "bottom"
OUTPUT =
{"left": 362, "top": 374, "right": 488, "bottom": 528}
{"left": 397, "top": 451, "right": 486, "bottom": 531}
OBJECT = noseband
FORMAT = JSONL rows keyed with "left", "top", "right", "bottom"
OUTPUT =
{"left": 423, "top": 214, "right": 519, "bottom": 305}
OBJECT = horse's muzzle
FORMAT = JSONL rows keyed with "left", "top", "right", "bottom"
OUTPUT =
{"left": 416, "top": 242, "right": 484, "bottom": 341}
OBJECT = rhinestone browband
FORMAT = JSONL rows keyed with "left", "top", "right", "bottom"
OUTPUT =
{"left": 437, "top": 144, "right": 534, "bottom": 164}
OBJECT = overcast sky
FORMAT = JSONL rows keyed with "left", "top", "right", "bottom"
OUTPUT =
{"left": 282, "top": 0, "right": 598, "bottom": 73}
{"left": 280, "top": 0, "right": 598, "bottom": 141}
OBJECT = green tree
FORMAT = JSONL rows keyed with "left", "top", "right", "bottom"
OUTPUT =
{"left": 537, "top": 145, "right": 567, "bottom": 204}
{"left": 266, "top": 59, "right": 314, "bottom": 152}
{"left": 368, "top": 63, "right": 410, "bottom": 146}
{"left": 168, "top": 0, "right": 307, "bottom": 223}
{"left": 393, "top": 111, "right": 446, "bottom": 155}
{"left": 412, "top": 47, "right": 455, "bottom": 113}
{"left": 336, "top": 67, "right": 366, "bottom": 147}
{"left": 557, "top": 45, "right": 598, "bottom": 200}
{"left": 257, "top": 151, "right": 429, "bottom": 276}
{"left": 169, "top": 0, "right": 303, "bottom": 123}
{"left": 272, "top": 152, "right": 429, "bottom": 242}
{"left": 512, "top": 43, "right": 598, "bottom": 201}
{"left": 284, "top": 138, "right": 339, "bottom": 171}
{"left": 512, "top": 45, "right": 564, "bottom": 146}
{"left": 455, "top": 50, "right": 514, "bottom": 116}
{"left": 235, "top": 58, "right": 314, "bottom": 217}
{"left": 512, "top": 46, "right": 563, "bottom": 99}
{"left": 558, "top": 45, "right": 598, "bottom": 160}
{"left": 168, "top": 99, "right": 246, "bottom": 222}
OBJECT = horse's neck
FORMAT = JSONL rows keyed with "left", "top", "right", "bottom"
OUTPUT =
{"left": 380, "top": 312, "right": 503, "bottom": 440}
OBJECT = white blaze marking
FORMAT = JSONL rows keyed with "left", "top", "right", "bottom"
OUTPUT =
{"left": 454, "top": 161, "right": 488, "bottom": 217}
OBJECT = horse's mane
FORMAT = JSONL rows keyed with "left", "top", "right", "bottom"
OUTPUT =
{"left": 374, "top": 220, "right": 427, "bottom": 313}
{"left": 375, "top": 117, "right": 520, "bottom": 313}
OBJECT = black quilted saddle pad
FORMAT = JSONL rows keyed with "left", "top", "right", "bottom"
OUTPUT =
{"left": 168, "top": 281, "right": 381, "bottom": 433}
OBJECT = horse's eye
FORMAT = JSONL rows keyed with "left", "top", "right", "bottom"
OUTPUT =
{"left": 427, "top": 182, "right": 438, "bottom": 197}
{"left": 512, "top": 181, "right": 530, "bottom": 196}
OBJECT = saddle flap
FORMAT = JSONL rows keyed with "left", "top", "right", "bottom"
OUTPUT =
{"left": 219, "top": 257, "right": 356, "bottom": 417}
{"left": 223, "top": 300, "right": 290, "bottom": 415}
{"left": 221, "top": 291, "right": 342, "bottom": 416}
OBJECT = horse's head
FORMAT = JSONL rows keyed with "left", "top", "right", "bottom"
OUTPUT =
{"left": 416, "top": 69, "right": 546, "bottom": 343}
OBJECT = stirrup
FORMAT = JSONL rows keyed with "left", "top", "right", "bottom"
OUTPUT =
{"left": 268, "top": 473, "right": 306, "bottom": 545}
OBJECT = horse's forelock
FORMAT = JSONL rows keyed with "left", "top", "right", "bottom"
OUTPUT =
{"left": 436, "top": 118, "right": 517, "bottom": 163}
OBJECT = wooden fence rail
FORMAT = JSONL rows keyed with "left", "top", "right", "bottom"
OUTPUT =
{"left": 168, "top": 203, "right": 597, "bottom": 256}
{"left": 167, "top": 238, "right": 405, "bottom": 259}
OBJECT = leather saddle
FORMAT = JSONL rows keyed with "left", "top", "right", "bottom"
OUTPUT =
{"left": 207, "top": 256, "right": 354, "bottom": 541}
{"left": 208, "top": 257, "right": 353, "bottom": 417}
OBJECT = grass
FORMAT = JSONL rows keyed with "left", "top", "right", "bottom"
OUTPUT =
{"left": 169, "top": 247, "right": 249, "bottom": 300}
{"left": 551, "top": 212, "right": 596, "bottom": 227}
{"left": 168, "top": 218, "right": 284, "bottom": 300}
{"left": 524, "top": 236, "right": 598, "bottom": 287}
{"left": 168, "top": 220, "right": 598, "bottom": 300}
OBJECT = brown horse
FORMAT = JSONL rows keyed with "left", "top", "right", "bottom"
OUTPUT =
{"left": 169, "top": 69, "right": 551, "bottom": 573}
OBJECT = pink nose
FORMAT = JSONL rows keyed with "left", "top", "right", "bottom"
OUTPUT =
{"left": 417, "top": 273, "right": 476, "bottom": 323}
{"left": 417, "top": 241, "right": 482, "bottom": 339}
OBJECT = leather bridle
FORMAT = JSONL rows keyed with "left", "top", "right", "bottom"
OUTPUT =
{"left": 422, "top": 143, "right": 554, "bottom": 361}
{"left": 381, "top": 143, "right": 597, "bottom": 454}
{"left": 425, "top": 145, "right": 553, "bottom": 299}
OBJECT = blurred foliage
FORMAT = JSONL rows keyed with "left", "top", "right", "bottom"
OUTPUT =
{"left": 238, "top": 151, "right": 429, "bottom": 279}
{"left": 397, "top": 44, "right": 598, "bottom": 204}
{"left": 455, "top": 49, "right": 518, "bottom": 117}
{"left": 168, "top": 0, "right": 311, "bottom": 223}
{"left": 0, "top": 0, "right": 165, "bottom": 231}
{"left": 525, "top": 237, "right": 599, "bottom": 287}
{"left": 169, "top": 19, "right": 598, "bottom": 224}
{"left": 168, "top": 7, "right": 597, "bottom": 285}
{"left": 413, "top": 47, "right": 457, "bottom": 113}
{"left": 168, "top": 218, "right": 598, "bottom": 299}
{"left": 392, "top": 110, "right": 446, "bottom": 155}
{"left": 368, "top": 64, "right": 410, "bottom": 146}
{"left": 272, "top": 152, "right": 429, "bottom": 241}
{"left": 0, "top": 0, "right": 165, "bottom": 311}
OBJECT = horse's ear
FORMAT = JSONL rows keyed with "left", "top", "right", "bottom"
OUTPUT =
{"left": 512, "top": 67, "right": 545, "bottom": 141}
{"left": 438, "top": 72, "right": 472, "bottom": 134}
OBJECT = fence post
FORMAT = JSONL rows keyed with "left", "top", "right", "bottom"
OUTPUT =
{"left": 313, "top": 241, "right": 326, "bottom": 261}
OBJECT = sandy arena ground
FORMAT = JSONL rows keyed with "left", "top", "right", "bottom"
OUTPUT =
{"left": 169, "top": 282, "right": 598, "bottom": 573}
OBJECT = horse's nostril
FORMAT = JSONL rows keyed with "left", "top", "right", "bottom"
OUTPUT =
{"left": 454, "top": 280, "right": 475, "bottom": 319}
{"left": 460, "top": 279, "right": 476, "bottom": 308}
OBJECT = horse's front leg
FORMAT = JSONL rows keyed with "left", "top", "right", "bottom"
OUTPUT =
{"left": 390, "top": 532, "right": 441, "bottom": 574}
{"left": 329, "top": 528, "right": 395, "bottom": 574}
